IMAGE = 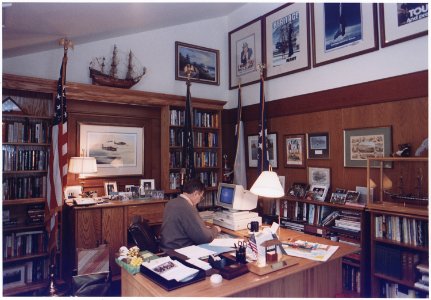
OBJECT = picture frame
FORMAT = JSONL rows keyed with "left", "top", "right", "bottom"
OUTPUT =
{"left": 140, "top": 179, "right": 155, "bottom": 195}
{"left": 284, "top": 134, "right": 305, "bottom": 168}
{"left": 3, "top": 265, "right": 26, "bottom": 288}
{"left": 267, "top": 133, "right": 278, "bottom": 168}
{"left": 263, "top": 3, "right": 311, "bottom": 80}
{"left": 288, "top": 182, "right": 309, "bottom": 198}
{"left": 79, "top": 123, "right": 143, "bottom": 177}
{"left": 311, "top": 3, "right": 378, "bottom": 67}
{"left": 104, "top": 181, "right": 118, "bottom": 196}
{"left": 229, "top": 17, "right": 263, "bottom": 89}
{"left": 64, "top": 185, "right": 83, "bottom": 199}
{"left": 308, "top": 167, "right": 331, "bottom": 186}
{"left": 278, "top": 175, "right": 286, "bottom": 193}
{"left": 247, "top": 135, "right": 259, "bottom": 167}
{"left": 330, "top": 191, "right": 347, "bottom": 204}
{"left": 345, "top": 190, "right": 361, "bottom": 205}
{"left": 309, "top": 184, "right": 329, "bottom": 202}
{"left": 125, "top": 185, "right": 140, "bottom": 198}
{"left": 175, "top": 41, "right": 220, "bottom": 85}
{"left": 343, "top": 126, "right": 392, "bottom": 168}
{"left": 307, "top": 132, "right": 329, "bottom": 159}
{"left": 379, "top": 3, "right": 428, "bottom": 48}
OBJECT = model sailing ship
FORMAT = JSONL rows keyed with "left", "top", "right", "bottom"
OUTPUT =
{"left": 89, "top": 45, "right": 146, "bottom": 89}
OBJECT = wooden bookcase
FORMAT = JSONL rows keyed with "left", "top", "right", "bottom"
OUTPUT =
{"left": 367, "top": 157, "right": 429, "bottom": 298}
{"left": 278, "top": 196, "right": 370, "bottom": 297}
{"left": 2, "top": 86, "right": 55, "bottom": 296}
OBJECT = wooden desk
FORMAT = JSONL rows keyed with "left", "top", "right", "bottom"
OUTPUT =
{"left": 121, "top": 227, "right": 359, "bottom": 297}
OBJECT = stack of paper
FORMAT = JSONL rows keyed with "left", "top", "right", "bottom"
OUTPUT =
{"left": 142, "top": 257, "right": 199, "bottom": 282}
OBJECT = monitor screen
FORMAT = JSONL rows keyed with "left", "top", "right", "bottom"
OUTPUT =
{"left": 216, "top": 183, "right": 258, "bottom": 211}
{"left": 219, "top": 186, "right": 235, "bottom": 205}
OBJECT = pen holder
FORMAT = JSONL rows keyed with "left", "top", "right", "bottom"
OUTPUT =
{"left": 235, "top": 248, "right": 246, "bottom": 264}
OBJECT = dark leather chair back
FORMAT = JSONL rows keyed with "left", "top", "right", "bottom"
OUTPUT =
{"left": 128, "top": 218, "right": 160, "bottom": 253}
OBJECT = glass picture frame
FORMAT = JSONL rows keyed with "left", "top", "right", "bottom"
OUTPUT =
{"left": 284, "top": 134, "right": 305, "bottom": 168}
{"left": 307, "top": 132, "right": 329, "bottom": 159}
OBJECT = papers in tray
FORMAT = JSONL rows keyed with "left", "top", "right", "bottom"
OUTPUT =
{"left": 282, "top": 239, "right": 338, "bottom": 262}
{"left": 141, "top": 256, "right": 199, "bottom": 282}
{"left": 175, "top": 245, "right": 216, "bottom": 259}
{"left": 209, "top": 238, "right": 244, "bottom": 248}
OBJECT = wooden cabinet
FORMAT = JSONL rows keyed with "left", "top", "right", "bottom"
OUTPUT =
{"left": 367, "top": 157, "right": 428, "bottom": 297}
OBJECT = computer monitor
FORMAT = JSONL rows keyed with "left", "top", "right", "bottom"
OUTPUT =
{"left": 215, "top": 183, "right": 258, "bottom": 211}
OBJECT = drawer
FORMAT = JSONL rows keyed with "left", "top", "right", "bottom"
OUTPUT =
{"left": 126, "top": 203, "right": 165, "bottom": 225}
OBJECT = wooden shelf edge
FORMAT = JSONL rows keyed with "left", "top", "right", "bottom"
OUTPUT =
{"left": 367, "top": 203, "right": 429, "bottom": 218}
{"left": 3, "top": 198, "right": 46, "bottom": 205}
{"left": 2, "top": 280, "right": 50, "bottom": 296}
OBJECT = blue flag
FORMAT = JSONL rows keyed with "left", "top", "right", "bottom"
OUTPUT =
{"left": 182, "top": 81, "right": 195, "bottom": 182}
{"left": 257, "top": 73, "right": 269, "bottom": 175}
{"left": 233, "top": 85, "right": 247, "bottom": 188}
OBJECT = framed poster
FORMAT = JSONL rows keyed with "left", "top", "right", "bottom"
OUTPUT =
{"left": 307, "top": 132, "right": 329, "bottom": 159}
{"left": 379, "top": 3, "right": 428, "bottom": 48}
{"left": 263, "top": 3, "right": 310, "bottom": 80}
{"left": 311, "top": 3, "right": 378, "bottom": 67}
{"left": 308, "top": 167, "right": 331, "bottom": 186}
{"left": 79, "top": 124, "right": 143, "bottom": 177}
{"left": 175, "top": 41, "right": 220, "bottom": 85}
{"left": 247, "top": 133, "right": 277, "bottom": 168}
{"left": 343, "top": 126, "right": 392, "bottom": 168}
{"left": 267, "top": 133, "right": 278, "bottom": 168}
{"left": 229, "top": 17, "right": 263, "bottom": 89}
{"left": 247, "top": 135, "right": 259, "bottom": 167}
{"left": 284, "top": 134, "right": 305, "bottom": 168}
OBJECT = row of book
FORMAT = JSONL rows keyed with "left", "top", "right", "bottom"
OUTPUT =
{"left": 2, "top": 175, "right": 47, "bottom": 200}
{"left": 168, "top": 171, "right": 218, "bottom": 190}
{"left": 197, "top": 190, "right": 217, "bottom": 209}
{"left": 27, "top": 204, "right": 45, "bottom": 225}
{"left": 2, "top": 120, "right": 51, "bottom": 144}
{"left": 3, "top": 230, "right": 47, "bottom": 259}
{"left": 2, "top": 147, "right": 49, "bottom": 172}
{"left": 342, "top": 263, "right": 361, "bottom": 294}
{"left": 169, "top": 128, "right": 218, "bottom": 148}
{"left": 375, "top": 215, "right": 429, "bottom": 247}
{"left": 414, "top": 263, "right": 429, "bottom": 293}
{"left": 194, "top": 151, "right": 218, "bottom": 168}
{"left": 381, "top": 282, "right": 427, "bottom": 298}
{"left": 375, "top": 244, "right": 420, "bottom": 282}
{"left": 332, "top": 210, "right": 361, "bottom": 233}
{"left": 169, "top": 109, "right": 219, "bottom": 128}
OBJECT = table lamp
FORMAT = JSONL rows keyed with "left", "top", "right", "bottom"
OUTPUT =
{"left": 68, "top": 157, "right": 98, "bottom": 192}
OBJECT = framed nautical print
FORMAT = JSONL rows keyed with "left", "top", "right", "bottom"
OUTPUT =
{"left": 311, "top": 3, "right": 378, "bottom": 67}
{"left": 229, "top": 17, "right": 263, "bottom": 89}
{"left": 175, "top": 41, "right": 220, "bottom": 85}
{"left": 379, "top": 3, "right": 428, "bottom": 48}
{"left": 263, "top": 3, "right": 310, "bottom": 80}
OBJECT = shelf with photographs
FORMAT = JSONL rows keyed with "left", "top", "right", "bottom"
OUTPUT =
{"left": 2, "top": 85, "right": 54, "bottom": 295}
{"left": 278, "top": 195, "right": 370, "bottom": 297}
{"left": 367, "top": 157, "right": 429, "bottom": 298}
{"left": 161, "top": 103, "right": 224, "bottom": 209}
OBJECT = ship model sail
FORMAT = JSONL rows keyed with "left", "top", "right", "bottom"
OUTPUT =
{"left": 89, "top": 45, "right": 146, "bottom": 89}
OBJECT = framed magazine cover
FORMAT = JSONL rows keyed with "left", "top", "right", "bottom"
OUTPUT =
{"left": 263, "top": 3, "right": 310, "bottom": 80}
{"left": 229, "top": 17, "right": 263, "bottom": 89}
{"left": 311, "top": 3, "right": 378, "bottom": 67}
{"left": 379, "top": 3, "right": 428, "bottom": 48}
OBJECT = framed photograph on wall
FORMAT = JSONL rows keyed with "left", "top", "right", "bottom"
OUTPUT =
{"left": 229, "top": 17, "right": 263, "bottom": 89}
{"left": 263, "top": 3, "right": 310, "bottom": 80}
{"left": 284, "top": 134, "right": 305, "bottom": 168}
{"left": 379, "top": 3, "right": 428, "bottom": 48}
{"left": 247, "top": 135, "right": 259, "bottom": 167}
{"left": 311, "top": 3, "right": 378, "bottom": 67}
{"left": 79, "top": 124, "right": 144, "bottom": 177}
{"left": 267, "top": 133, "right": 278, "bottom": 168}
{"left": 307, "top": 132, "right": 329, "bottom": 159}
{"left": 104, "top": 181, "right": 118, "bottom": 196}
{"left": 343, "top": 126, "right": 392, "bottom": 168}
{"left": 247, "top": 133, "right": 277, "bottom": 168}
{"left": 175, "top": 41, "right": 220, "bottom": 85}
{"left": 308, "top": 167, "right": 331, "bottom": 186}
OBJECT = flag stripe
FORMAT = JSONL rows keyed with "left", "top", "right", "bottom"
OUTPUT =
{"left": 257, "top": 74, "right": 269, "bottom": 175}
{"left": 233, "top": 86, "right": 247, "bottom": 188}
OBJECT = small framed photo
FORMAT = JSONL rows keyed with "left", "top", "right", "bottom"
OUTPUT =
{"left": 330, "top": 191, "right": 347, "bottom": 204}
{"left": 104, "top": 181, "right": 118, "bottom": 196}
{"left": 343, "top": 126, "right": 392, "bottom": 168}
{"left": 345, "top": 190, "right": 361, "bottom": 205}
{"left": 288, "top": 182, "right": 309, "bottom": 198}
{"left": 284, "top": 134, "right": 305, "bottom": 168}
{"left": 175, "top": 41, "right": 220, "bottom": 85}
{"left": 3, "top": 265, "right": 26, "bottom": 288}
{"left": 308, "top": 167, "right": 331, "bottom": 186}
{"left": 247, "top": 135, "right": 259, "bottom": 167}
{"left": 379, "top": 3, "right": 428, "bottom": 48}
{"left": 307, "top": 132, "right": 329, "bottom": 159}
{"left": 140, "top": 179, "right": 155, "bottom": 194}
{"left": 229, "top": 17, "right": 263, "bottom": 89}
{"left": 125, "top": 185, "right": 140, "bottom": 199}
{"left": 311, "top": 3, "right": 378, "bottom": 67}
{"left": 150, "top": 190, "right": 165, "bottom": 200}
{"left": 64, "top": 185, "right": 83, "bottom": 199}
{"left": 267, "top": 133, "right": 278, "bottom": 168}
{"left": 263, "top": 3, "right": 311, "bottom": 80}
{"left": 309, "top": 184, "right": 329, "bottom": 202}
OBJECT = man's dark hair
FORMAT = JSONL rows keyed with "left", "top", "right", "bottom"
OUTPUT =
{"left": 183, "top": 178, "right": 205, "bottom": 194}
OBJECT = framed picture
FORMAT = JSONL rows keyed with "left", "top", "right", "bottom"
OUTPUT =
{"left": 308, "top": 167, "right": 331, "bottom": 186}
{"left": 284, "top": 134, "right": 305, "bottom": 168}
{"left": 345, "top": 190, "right": 361, "bottom": 205}
{"left": 267, "top": 133, "right": 278, "bottom": 168}
{"left": 263, "top": 3, "right": 311, "bottom": 80}
{"left": 175, "top": 41, "right": 220, "bottom": 85}
{"left": 79, "top": 124, "right": 143, "bottom": 177}
{"left": 140, "top": 179, "right": 155, "bottom": 194}
{"left": 125, "top": 185, "right": 140, "bottom": 198}
{"left": 229, "top": 17, "right": 263, "bottom": 89}
{"left": 309, "top": 184, "right": 329, "bottom": 201}
{"left": 288, "top": 182, "right": 309, "bottom": 198}
{"left": 330, "top": 191, "right": 347, "bottom": 204}
{"left": 104, "top": 181, "right": 117, "bottom": 196}
{"left": 247, "top": 135, "right": 259, "bottom": 167}
{"left": 343, "top": 126, "right": 392, "bottom": 168}
{"left": 3, "top": 265, "right": 26, "bottom": 288}
{"left": 311, "top": 3, "right": 378, "bottom": 67}
{"left": 307, "top": 132, "right": 329, "bottom": 159}
{"left": 278, "top": 175, "right": 286, "bottom": 192}
{"left": 64, "top": 185, "right": 83, "bottom": 199}
{"left": 379, "top": 3, "right": 428, "bottom": 48}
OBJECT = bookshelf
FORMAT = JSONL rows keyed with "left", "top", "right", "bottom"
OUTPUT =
{"left": 278, "top": 196, "right": 370, "bottom": 297}
{"left": 367, "top": 157, "right": 429, "bottom": 298}
{"left": 2, "top": 87, "right": 54, "bottom": 295}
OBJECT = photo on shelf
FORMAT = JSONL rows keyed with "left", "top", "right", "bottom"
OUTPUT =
{"left": 309, "top": 184, "right": 329, "bottom": 201}
{"left": 3, "top": 265, "right": 26, "bottom": 289}
{"left": 345, "top": 190, "right": 360, "bottom": 204}
{"left": 104, "top": 181, "right": 118, "bottom": 196}
{"left": 288, "top": 182, "right": 309, "bottom": 198}
{"left": 330, "top": 191, "right": 347, "bottom": 204}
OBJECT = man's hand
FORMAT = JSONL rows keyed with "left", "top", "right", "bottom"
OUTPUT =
{"left": 213, "top": 225, "right": 221, "bottom": 233}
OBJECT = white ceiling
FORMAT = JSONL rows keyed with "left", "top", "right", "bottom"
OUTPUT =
{"left": 2, "top": 2, "right": 246, "bottom": 58}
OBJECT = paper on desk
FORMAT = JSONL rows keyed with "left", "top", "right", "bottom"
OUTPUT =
{"left": 175, "top": 245, "right": 216, "bottom": 259}
{"left": 209, "top": 238, "right": 244, "bottom": 248}
{"left": 282, "top": 240, "right": 339, "bottom": 262}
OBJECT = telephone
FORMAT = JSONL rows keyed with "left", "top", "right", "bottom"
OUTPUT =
{"left": 73, "top": 197, "right": 97, "bottom": 206}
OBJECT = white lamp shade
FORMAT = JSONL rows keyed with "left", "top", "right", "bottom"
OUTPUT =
{"left": 69, "top": 157, "right": 98, "bottom": 175}
{"left": 250, "top": 170, "right": 285, "bottom": 198}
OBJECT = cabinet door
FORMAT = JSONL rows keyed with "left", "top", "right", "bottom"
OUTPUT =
{"left": 126, "top": 203, "right": 165, "bottom": 226}
{"left": 75, "top": 209, "right": 102, "bottom": 249}
{"left": 102, "top": 207, "right": 124, "bottom": 276}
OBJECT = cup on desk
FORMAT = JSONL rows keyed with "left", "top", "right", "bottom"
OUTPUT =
{"left": 247, "top": 221, "right": 259, "bottom": 233}
{"left": 235, "top": 248, "right": 247, "bottom": 264}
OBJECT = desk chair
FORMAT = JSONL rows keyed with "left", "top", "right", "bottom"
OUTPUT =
{"left": 128, "top": 216, "right": 161, "bottom": 254}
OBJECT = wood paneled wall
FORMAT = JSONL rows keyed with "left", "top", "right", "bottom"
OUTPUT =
{"left": 222, "top": 71, "right": 428, "bottom": 192}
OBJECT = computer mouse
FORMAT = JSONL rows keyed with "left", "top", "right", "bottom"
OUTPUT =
{"left": 210, "top": 274, "right": 223, "bottom": 284}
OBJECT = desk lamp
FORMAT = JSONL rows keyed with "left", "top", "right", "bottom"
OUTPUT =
{"left": 68, "top": 157, "right": 98, "bottom": 194}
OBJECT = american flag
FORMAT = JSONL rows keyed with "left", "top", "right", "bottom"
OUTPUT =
{"left": 257, "top": 70, "right": 269, "bottom": 175}
{"left": 248, "top": 234, "right": 258, "bottom": 259}
{"left": 46, "top": 63, "right": 68, "bottom": 257}
{"left": 233, "top": 85, "right": 247, "bottom": 188}
{"left": 182, "top": 80, "right": 195, "bottom": 182}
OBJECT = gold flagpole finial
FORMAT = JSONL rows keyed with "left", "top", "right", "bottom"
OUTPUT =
{"left": 59, "top": 38, "right": 74, "bottom": 52}
{"left": 184, "top": 64, "right": 196, "bottom": 82}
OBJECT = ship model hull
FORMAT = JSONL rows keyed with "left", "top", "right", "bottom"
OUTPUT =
{"left": 89, "top": 68, "right": 142, "bottom": 89}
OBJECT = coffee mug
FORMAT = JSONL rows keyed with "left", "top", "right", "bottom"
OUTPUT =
{"left": 247, "top": 221, "right": 259, "bottom": 232}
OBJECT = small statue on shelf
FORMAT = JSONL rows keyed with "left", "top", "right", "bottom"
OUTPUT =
{"left": 393, "top": 143, "right": 411, "bottom": 157}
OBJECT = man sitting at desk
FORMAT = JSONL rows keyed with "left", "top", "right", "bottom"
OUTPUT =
{"left": 160, "top": 178, "right": 221, "bottom": 250}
